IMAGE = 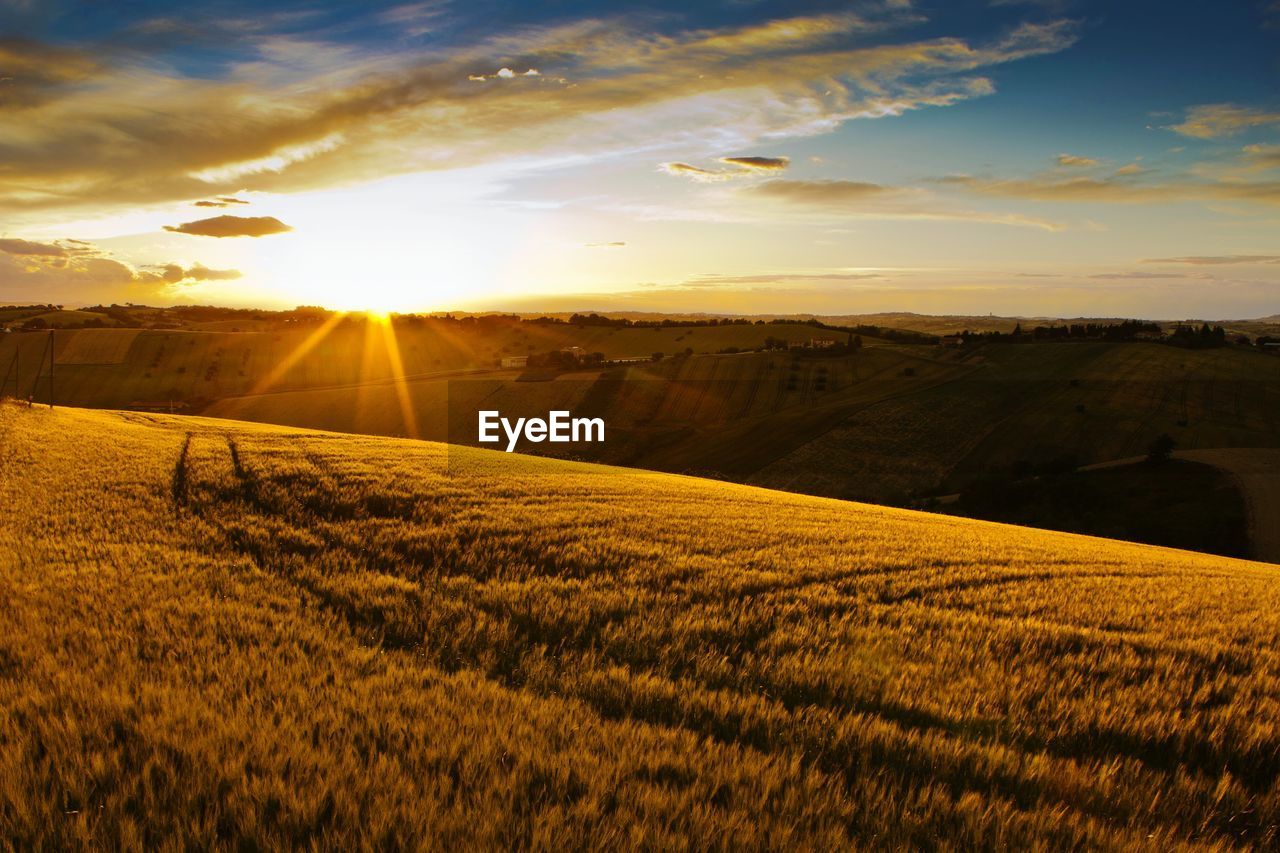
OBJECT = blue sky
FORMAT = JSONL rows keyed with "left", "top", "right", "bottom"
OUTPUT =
{"left": 1, "top": 0, "right": 1277, "bottom": 317}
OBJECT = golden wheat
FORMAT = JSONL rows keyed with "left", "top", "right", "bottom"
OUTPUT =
{"left": 1, "top": 402, "right": 1277, "bottom": 849}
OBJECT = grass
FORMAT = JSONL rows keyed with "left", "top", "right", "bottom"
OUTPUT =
{"left": 2, "top": 402, "right": 1280, "bottom": 847}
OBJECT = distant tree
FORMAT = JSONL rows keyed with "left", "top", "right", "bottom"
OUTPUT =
{"left": 1147, "top": 433, "right": 1176, "bottom": 464}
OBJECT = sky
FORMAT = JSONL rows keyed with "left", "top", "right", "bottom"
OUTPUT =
{"left": 1, "top": 0, "right": 1278, "bottom": 319}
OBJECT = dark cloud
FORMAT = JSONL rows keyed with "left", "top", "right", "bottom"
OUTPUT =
{"left": 720, "top": 156, "right": 789, "bottom": 171}
{"left": 163, "top": 215, "right": 292, "bottom": 237}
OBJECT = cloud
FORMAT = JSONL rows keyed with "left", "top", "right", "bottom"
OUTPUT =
{"left": 720, "top": 156, "right": 789, "bottom": 171}
{"left": 939, "top": 172, "right": 1280, "bottom": 206}
{"left": 157, "top": 263, "right": 243, "bottom": 282}
{"left": 661, "top": 162, "right": 731, "bottom": 182}
{"left": 752, "top": 179, "right": 895, "bottom": 203}
{"left": 585, "top": 241, "right": 626, "bottom": 248}
{"left": 0, "top": 233, "right": 245, "bottom": 303}
{"left": 1114, "top": 163, "right": 1145, "bottom": 175}
{"left": 0, "top": 12, "right": 1078, "bottom": 220}
{"left": 193, "top": 196, "right": 251, "bottom": 208}
{"left": 1243, "top": 143, "right": 1280, "bottom": 170}
{"left": 1141, "top": 254, "right": 1280, "bottom": 265}
{"left": 163, "top": 215, "right": 292, "bottom": 237}
{"left": 1169, "top": 103, "right": 1280, "bottom": 139}
{"left": 745, "top": 178, "right": 1065, "bottom": 229}
{"left": 0, "top": 37, "right": 99, "bottom": 110}
{"left": 680, "top": 271, "right": 883, "bottom": 287}
{"left": 0, "top": 238, "right": 68, "bottom": 257}
{"left": 1087, "top": 271, "right": 1197, "bottom": 280}
{"left": 661, "top": 156, "right": 789, "bottom": 182}
{"left": 1056, "top": 153, "right": 1098, "bottom": 167}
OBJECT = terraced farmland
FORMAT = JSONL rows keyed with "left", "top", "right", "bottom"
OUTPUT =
{"left": 2, "top": 403, "right": 1279, "bottom": 847}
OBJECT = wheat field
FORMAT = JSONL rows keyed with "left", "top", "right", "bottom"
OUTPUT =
{"left": 1, "top": 402, "right": 1278, "bottom": 848}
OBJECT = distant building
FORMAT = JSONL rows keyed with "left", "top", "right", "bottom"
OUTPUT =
{"left": 809, "top": 338, "right": 838, "bottom": 348}
{"left": 787, "top": 341, "right": 806, "bottom": 350}
{"left": 501, "top": 355, "right": 529, "bottom": 368}
{"left": 939, "top": 335, "right": 964, "bottom": 347}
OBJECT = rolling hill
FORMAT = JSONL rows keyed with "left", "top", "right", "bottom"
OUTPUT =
{"left": 0, "top": 319, "right": 862, "bottom": 407}
{"left": 2, "top": 402, "right": 1279, "bottom": 847}
{"left": 5, "top": 323, "right": 1279, "bottom": 559}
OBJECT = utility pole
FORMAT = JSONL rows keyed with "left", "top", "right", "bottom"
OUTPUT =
{"left": 48, "top": 330, "right": 54, "bottom": 408}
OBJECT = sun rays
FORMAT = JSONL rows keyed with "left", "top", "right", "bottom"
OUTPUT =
{"left": 248, "top": 310, "right": 420, "bottom": 439}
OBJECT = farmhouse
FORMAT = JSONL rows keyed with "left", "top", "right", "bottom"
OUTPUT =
{"left": 810, "top": 338, "right": 838, "bottom": 348}
{"left": 501, "top": 355, "right": 529, "bottom": 368}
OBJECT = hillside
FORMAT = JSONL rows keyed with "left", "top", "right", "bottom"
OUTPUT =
{"left": 0, "top": 320, "right": 863, "bottom": 407}
{"left": 2, "top": 403, "right": 1279, "bottom": 847}
{"left": 5, "top": 325, "right": 1277, "bottom": 558}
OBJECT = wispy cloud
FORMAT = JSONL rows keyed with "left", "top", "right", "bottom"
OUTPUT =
{"left": 1056, "top": 153, "right": 1098, "bottom": 167}
{"left": 0, "top": 12, "right": 1078, "bottom": 220}
{"left": 1141, "top": 254, "right": 1280, "bottom": 265}
{"left": 662, "top": 155, "right": 791, "bottom": 182}
{"left": 194, "top": 196, "right": 251, "bottom": 208}
{"left": 1169, "top": 103, "right": 1280, "bottom": 139}
{"left": 938, "top": 172, "right": 1280, "bottom": 206}
{"left": 746, "top": 178, "right": 1067, "bottom": 229}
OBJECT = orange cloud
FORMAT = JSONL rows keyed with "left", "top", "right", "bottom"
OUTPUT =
{"left": 0, "top": 238, "right": 69, "bottom": 257}
{"left": 0, "top": 14, "right": 1077, "bottom": 220}
{"left": 1056, "top": 154, "right": 1098, "bottom": 167}
{"left": 163, "top": 215, "right": 293, "bottom": 237}
{"left": 1169, "top": 103, "right": 1280, "bottom": 139}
